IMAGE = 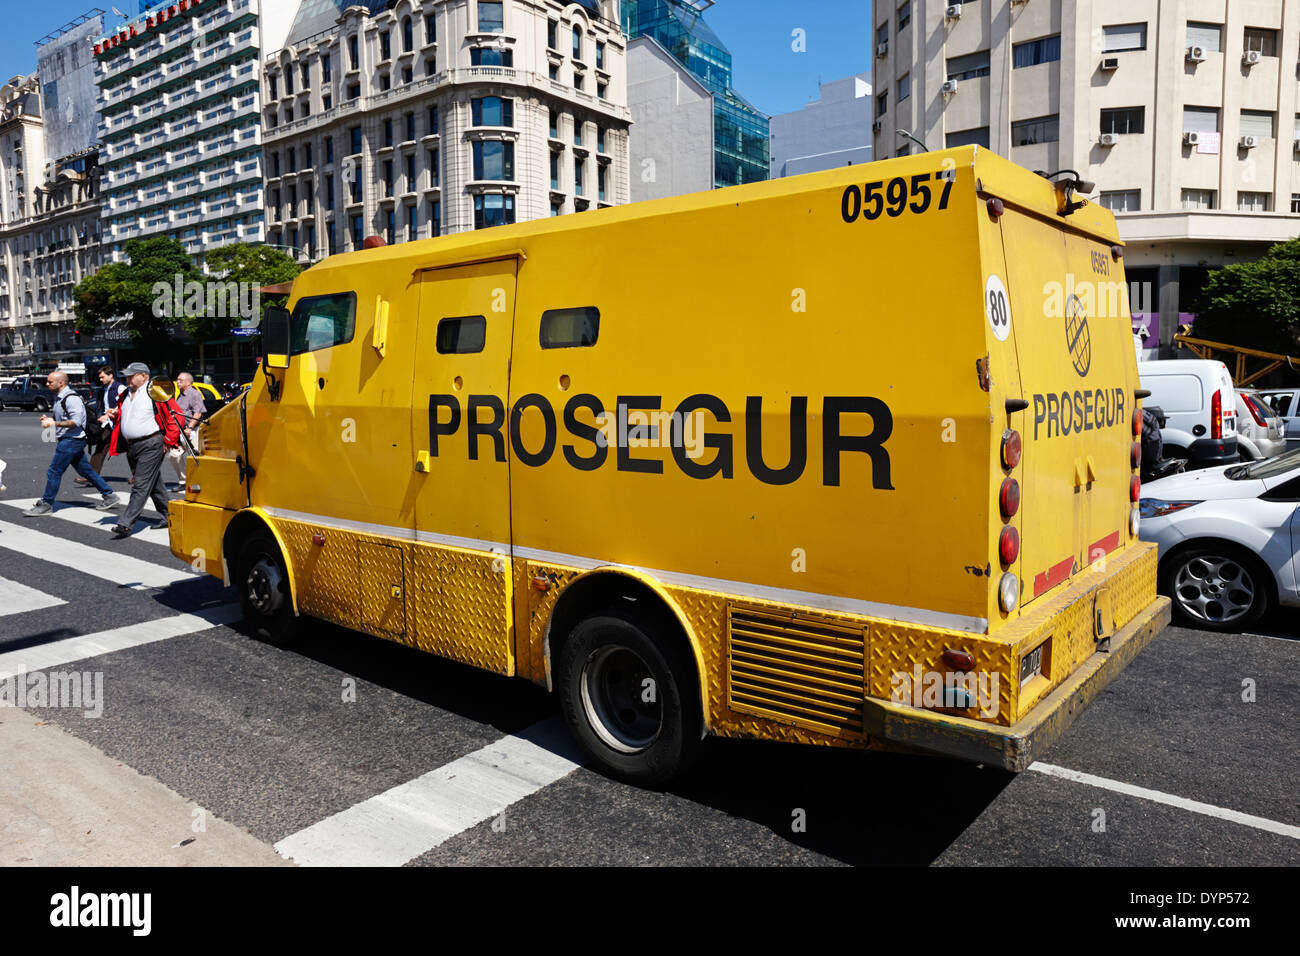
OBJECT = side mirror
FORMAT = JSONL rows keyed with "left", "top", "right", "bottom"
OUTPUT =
{"left": 262, "top": 306, "right": 291, "bottom": 370}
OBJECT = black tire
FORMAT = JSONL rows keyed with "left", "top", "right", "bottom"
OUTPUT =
{"left": 234, "top": 529, "right": 301, "bottom": 645}
{"left": 1159, "top": 542, "right": 1271, "bottom": 632}
{"left": 556, "top": 607, "right": 700, "bottom": 787}
{"left": 33, "top": 398, "right": 49, "bottom": 412}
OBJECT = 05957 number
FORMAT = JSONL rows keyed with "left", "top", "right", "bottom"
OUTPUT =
{"left": 841, "top": 172, "right": 954, "bottom": 223}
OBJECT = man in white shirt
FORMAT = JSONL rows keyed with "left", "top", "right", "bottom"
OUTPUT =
{"left": 22, "top": 371, "right": 120, "bottom": 516}
{"left": 107, "top": 362, "right": 177, "bottom": 539}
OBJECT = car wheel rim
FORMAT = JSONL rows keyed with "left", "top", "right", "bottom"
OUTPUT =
{"left": 246, "top": 557, "right": 284, "bottom": 615}
{"left": 579, "top": 645, "right": 661, "bottom": 754}
{"left": 1173, "top": 555, "right": 1256, "bottom": 624}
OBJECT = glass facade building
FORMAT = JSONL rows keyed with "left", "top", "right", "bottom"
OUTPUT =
{"left": 621, "top": 0, "right": 768, "bottom": 187}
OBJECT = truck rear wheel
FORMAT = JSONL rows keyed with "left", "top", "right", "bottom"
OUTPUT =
{"left": 235, "top": 530, "right": 300, "bottom": 646}
{"left": 556, "top": 608, "right": 700, "bottom": 787}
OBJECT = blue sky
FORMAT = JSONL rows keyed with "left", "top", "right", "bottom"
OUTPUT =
{"left": 0, "top": 1, "right": 873, "bottom": 117}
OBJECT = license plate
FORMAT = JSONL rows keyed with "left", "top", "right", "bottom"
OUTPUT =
{"left": 1020, "top": 644, "right": 1044, "bottom": 685}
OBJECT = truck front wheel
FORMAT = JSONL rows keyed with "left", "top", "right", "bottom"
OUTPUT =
{"left": 235, "top": 530, "right": 300, "bottom": 645}
{"left": 556, "top": 608, "right": 700, "bottom": 787}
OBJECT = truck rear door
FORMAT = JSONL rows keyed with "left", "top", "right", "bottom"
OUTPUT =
{"left": 996, "top": 212, "right": 1136, "bottom": 606}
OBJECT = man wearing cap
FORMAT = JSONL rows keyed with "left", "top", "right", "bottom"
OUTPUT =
{"left": 106, "top": 362, "right": 182, "bottom": 539}
{"left": 22, "top": 370, "right": 120, "bottom": 516}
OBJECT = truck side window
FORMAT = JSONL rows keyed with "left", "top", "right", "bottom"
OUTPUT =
{"left": 540, "top": 307, "right": 599, "bottom": 349}
{"left": 437, "top": 315, "right": 486, "bottom": 354}
{"left": 290, "top": 292, "right": 357, "bottom": 355}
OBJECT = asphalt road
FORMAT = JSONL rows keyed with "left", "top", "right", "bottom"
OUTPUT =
{"left": 1, "top": 411, "right": 1296, "bottom": 866}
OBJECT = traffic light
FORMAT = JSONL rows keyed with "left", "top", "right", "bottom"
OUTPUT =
{"left": 73, "top": 329, "right": 81, "bottom": 345}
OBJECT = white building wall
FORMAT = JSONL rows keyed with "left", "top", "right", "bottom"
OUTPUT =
{"left": 627, "top": 36, "right": 712, "bottom": 201}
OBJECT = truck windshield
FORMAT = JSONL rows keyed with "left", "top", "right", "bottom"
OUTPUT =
{"left": 1227, "top": 447, "right": 1300, "bottom": 480}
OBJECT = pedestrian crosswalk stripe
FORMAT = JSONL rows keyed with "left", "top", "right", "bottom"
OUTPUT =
{"left": 0, "top": 575, "right": 66, "bottom": 616}
{"left": 1, "top": 498, "right": 170, "bottom": 547}
{"left": 0, "top": 604, "right": 242, "bottom": 679}
{"left": 0, "top": 519, "right": 196, "bottom": 590}
{"left": 274, "top": 718, "right": 585, "bottom": 867}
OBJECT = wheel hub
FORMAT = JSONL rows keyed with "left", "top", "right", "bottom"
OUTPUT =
{"left": 579, "top": 645, "right": 661, "bottom": 754}
{"left": 1173, "top": 555, "right": 1255, "bottom": 624}
{"left": 246, "top": 558, "right": 284, "bottom": 615}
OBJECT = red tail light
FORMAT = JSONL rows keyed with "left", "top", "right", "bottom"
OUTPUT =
{"left": 999, "top": 526, "right": 1020, "bottom": 564}
{"left": 1001, "top": 429, "right": 1022, "bottom": 469}
{"left": 1130, "top": 475, "right": 1141, "bottom": 502}
{"left": 1131, "top": 441, "right": 1142, "bottom": 469}
{"left": 942, "top": 649, "right": 976, "bottom": 671}
{"left": 1131, "top": 406, "right": 1142, "bottom": 437}
{"left": 1211, "top": 390, "right": 1222, "bottom": 439}
{"left": 999, "top": 478, "right": 1021, "bottom": 517}
{"left": 1244, "top": 394, "right": 1268, "bottom": 427}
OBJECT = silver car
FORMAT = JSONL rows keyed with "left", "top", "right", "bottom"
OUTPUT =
{"left": 1235, "top": 389, "right": 1287, "bottom": 460}
{"left": 1259, "top": 388, "right": 1300, "bottom": 450}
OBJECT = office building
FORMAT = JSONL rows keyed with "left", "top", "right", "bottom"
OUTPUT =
{"left": 261, "top": 0, "right": 631, "bottom": 260}
{"left": 770, "top": 73, "right": 873, "bottom": 178}
{"left": 622, "top": 0, "right": 769, "bottom": 188}
{"left": 872, "top": 0, "right": 1300, "bottom": 354}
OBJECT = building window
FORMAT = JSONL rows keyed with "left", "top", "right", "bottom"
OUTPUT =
{"left": 406, "top": 202, "right": 417, "bottom": 239}
{"left": 896, "top": 74, "right": 910, "bottom": 102}
{"left": 431, "top": 200, "right": 441, "bottom": 237}
{"left": 548, "top": 19, "right": 558, "bottom": 50}
{"left": 402, "top": 66, "right": 413, "bottom": 84}
{"left": 305, "top": 143, "right": 313, "bottom": 168}
{"left": 301, "top": 63, "right": 310, "bottom": 89}
{"left": 550, "top": 150, "right": 560, "bottom": 189}
{"left": 350, "top": 126, "right": 362, "bottom": 155}
{"left": 348, "top": 35, "right": 358, "bottom": 70}
{"left": 1012, "top": 114, "right": 1060, "bottom": 145}
{"left": 386, "top": 209, "right": 395, "bottom": 242}
{"left": 1183, "top": 106, "right": 1219, "bottom": 133}
{"left": 1243, "top": 28, "right": 1277, "bottom": 56}
{"left": 326, "top": 176, "right": 335, "bottom": 210}
{"left": 1240, "top": 110, "right": 1275, "bottom": 139}
{"left": 573, "top": 25, "right": 582, "bottom": 59}
{"left": 384, "top": 118, "right": 394, "bottom": 147}
{"left": 288, "top": 147, "right": 297, "bottom": 172}
{"left": 402, "top": 17, "right": 413, "bottom": 52}
{"left": 269, "top": 74, "right": 278, "bottom": 100}
{"left": 574, "top": 72, "right": 585, "bottom": 91}
{"left": 1103, "top": 23, "right": 1147, "bottom": 52}
{"left": 479, "top": 1, "right": 504, "bottom": 33}
{"left": 947, "top": 50, "right": 990, "bottom": 80}
{"left": 875, "top": 91, "right": 888, "bottom": 118}
{"left": 551, "top": 200, "right": 562, "bottom": 216}
{"left": 876, "top": 22, "right": 888, "bottom": 46}
{"left": 598, "top": 165, "right": 606, "bottom": 202}
{"left": 405, "top": 154, "right": 415, "bottom": 190}
{"left": 471, "top": 47, "right": 514, "bottom": 67}
{"left": 1181, "top": 188, "right": 1216, "bottom": 210}
{"left": 1012, "top": 35, "right": 1061, "bottom": 68}
{"left": 326, "top": 136, "right": 334, "bottom": 163}
{"left": 426, "top": 56, "right": 437, "bottom": 75}
{"left": 429, "top": 148, "right": 440, "bottom": 187}
{"left": 897, "top": 2, "right": 911, "bottom": 32}
{"left": 349, "top": 171, "right": 361, "bottom": 204}
{"left": 405, "top": 112, "right": 416, "bottom": 141}
{"left": 1099, "top": 190, "right": 1140, "bottom": 212}
{"left": 945, "top": 126, "right": 989, "bottom": 148}
{"left": 474, "top": 194, "right": 514, "bottom": 229}
{"left": 472, "top": 96, "right": 514, "bottom": 126}
{"left": 597, "top": 126, "right": 605, "bottom": 152}
{"left": 1291, "top": 194, "right": 1300, "bottom": 214}
{"left": 574, "top": 157, "right": 584, "bottom": 195}
{"left": 351, "top": 214, "right": 364, "bottom": 248}
{"left": 597, "top": 80, "right": 607, "bottom": 100}
{"left": 323, "top": 94, "right": 332, "bottom": 111}
{"left": 596, "top": 41, "right": 605, "bottom": 70}
{"left": 322, "top": 54, "right": 331, "bottom": 81}
{"left": 1100, "top": 107, "right": 1144, "bottom": 135}
{"left": 380, "top": 74, "right": 391, "bottom": 92}
{"left": 549, "top": 110, "right": 559, "bottom": 137}
{"left": 426, "top": 14, "right": 436, "bottom": 44}
{"left": 347, "top": 83, "right": 360, "bottom": 100}
{"left": 428, "top": 105, "right": 439, "bottom": 134}
{"left": 384, "top": 160, "right": 393, "bottom": 196}
{"left": 1238, "top": 191, "right": 1271, "bottom": 212}
{"left": 1186, "top": 22, "right": 1222, "bottom": 52}
{"left": 381, "top": 31, "right": 391, "bottom": 61}
{"left": 272, "top": 152, "right": 280, "bottom": 177}
{"left": 472, "top": 140, "right": 515, "bottom": 180}
{"left": 285, "top": 70, "right": 294, "bottom": 96}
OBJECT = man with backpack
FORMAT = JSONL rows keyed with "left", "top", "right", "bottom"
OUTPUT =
{"left": 106, "top": 362, "right": 182, "bottom": 540}
{"left": 22, "top": 371, "right": 120, "bottom": 516}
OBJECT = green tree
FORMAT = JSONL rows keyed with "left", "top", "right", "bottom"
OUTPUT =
{"left": 1192, "top": 236, "right": 1300, "bottom": 355}
{"left": 73, "top": 236, "right": 203, "bottom": 368}
{"left": 195, "top": 243, "right": 303, "bottom": 340}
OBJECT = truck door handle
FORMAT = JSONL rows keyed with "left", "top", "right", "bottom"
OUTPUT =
{"left": 415, "top": 450, "right": 431, "bottom": 473}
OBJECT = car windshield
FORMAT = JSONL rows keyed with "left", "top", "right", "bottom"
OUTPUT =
{"left": 1226, "top": 447, "right": 1300, "bottom": 480}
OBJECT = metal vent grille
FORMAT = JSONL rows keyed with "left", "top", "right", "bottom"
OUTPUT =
{"left": 727, "top": 605, "right": 866, "bottom": 738}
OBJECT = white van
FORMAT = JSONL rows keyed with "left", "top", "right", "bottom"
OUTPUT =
{"left": 1137, "top": 359, "right": 1238, "bottom": 468}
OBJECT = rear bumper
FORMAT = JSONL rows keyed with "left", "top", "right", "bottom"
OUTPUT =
{"left": 863, "top": 594, "right": 1170, "bottom": 771}
{"left": 1185, "top": 436, "right": 1238, "bottom": 467}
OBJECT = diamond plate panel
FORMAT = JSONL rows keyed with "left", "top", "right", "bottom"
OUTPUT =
{"left": 866, "top": 623, "right": 1016, "bottom": 725}
{"left": 278, "top": 519, "right": 361, "bottom": 628}
{"left": 520, "top": 563, "right": 580, "bottom": 685}
{"left": 405, "top": 541, "right": 513, "bottom": 674}
{"left": 358, "top": 540, "right": 405, "bottom": 639}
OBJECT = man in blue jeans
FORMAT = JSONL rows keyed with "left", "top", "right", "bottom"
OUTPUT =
{"left": 23, "top": 371, "right": 121, "bottom": 517}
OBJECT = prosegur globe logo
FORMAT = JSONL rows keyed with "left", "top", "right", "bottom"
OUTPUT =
{"left": 1065, "top": 294, "right": 1091, "bottom": 377}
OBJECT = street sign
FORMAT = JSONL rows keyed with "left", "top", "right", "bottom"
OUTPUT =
{"left": 231, "top": 328, "right": 261, "bottom": 338}
{"left": 57, "top": 362, "right": 87, "bottom": 375}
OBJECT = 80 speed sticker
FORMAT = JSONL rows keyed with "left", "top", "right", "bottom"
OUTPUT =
{"left": 986, "top": 275, "right": 1011, "bottom": 342}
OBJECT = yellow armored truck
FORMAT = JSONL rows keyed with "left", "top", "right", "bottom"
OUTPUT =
{"left": 171, "top": 146, "right": 1170, "bottom": 783}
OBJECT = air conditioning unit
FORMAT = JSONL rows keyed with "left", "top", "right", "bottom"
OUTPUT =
{"left": 1239, "top": 135, "right": 1259, "bottom": 149}
{"left": 941, "top": 79, "right": 959, "bottom": 95}
{"left": 1242, "top": 49, "right": 1263, "bottom": 66}
{"left": 1186, "top": 46, "right": 1206, "bottom": 62}
{"left": 1100, "top": 56, "right": 1120, "bottom": 71}
{"left": 872, "top": 119, "right": 884, "bottom": 134}
{"left": 1183, "top": 131, "right": 1201, "bottom": 146}
{"left": 945, "top": 4, "right": 963, "bottom": 18}
{"left": 1099, "top": 133, "right": 1120, "bottom": 146}
{"left": 876, "top": 41, "right": 889, "bottom": 58}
